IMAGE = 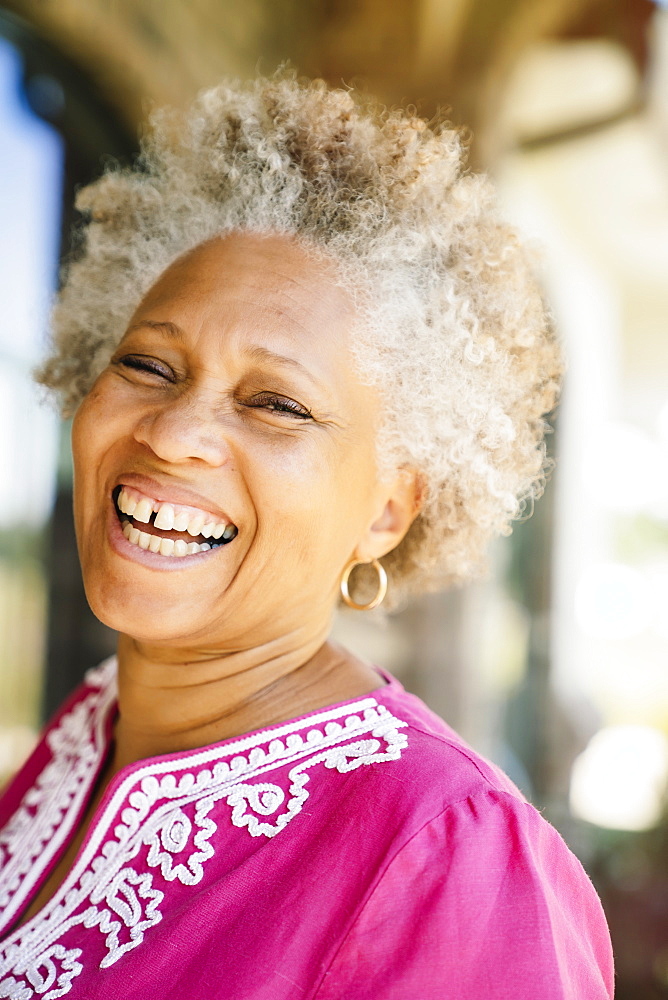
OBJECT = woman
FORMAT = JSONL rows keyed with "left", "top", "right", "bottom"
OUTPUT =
{"left": 0, "top": 76, "right": 612, "bottom": 998}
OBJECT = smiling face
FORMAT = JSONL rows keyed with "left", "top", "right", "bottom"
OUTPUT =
{"left": 72, "top": 232, "right": 401, "bottom": 650}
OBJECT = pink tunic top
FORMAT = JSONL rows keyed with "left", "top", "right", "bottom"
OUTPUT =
{"left": 0, "top": 658, "right": 614, "bottom": 999}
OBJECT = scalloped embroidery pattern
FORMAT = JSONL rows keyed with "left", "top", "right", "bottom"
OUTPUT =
{"left": 0, "top": 667, "right": 408, "bottom": 1000}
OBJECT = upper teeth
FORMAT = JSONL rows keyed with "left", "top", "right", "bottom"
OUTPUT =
{"left": 117, "top": 486, "right": 235, "bottom": 540}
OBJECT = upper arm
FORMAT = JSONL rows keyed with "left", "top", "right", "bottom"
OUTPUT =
{"left": 314, "top": 791, "right": 614, "bottom": 1000}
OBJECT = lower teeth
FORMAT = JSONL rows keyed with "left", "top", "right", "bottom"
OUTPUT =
{"left": 121, "top": 520, "right": 214, "bottom": 557}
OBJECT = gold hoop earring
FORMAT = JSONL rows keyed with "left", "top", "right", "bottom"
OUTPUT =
{"left": 340, "top": 558, "right": 388, "bottom": 611}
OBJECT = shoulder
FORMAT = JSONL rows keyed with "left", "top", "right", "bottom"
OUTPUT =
{"left": 370, "top": 677, "right": 604, "bottom": 916}
{"left": 315, "top": 798, "right": 615, "bottom": 999}
{"left": 367, "top": 674, "right": 528, "bottom": 821}
{"left": 312, "top": 675, "right": 615, "bottom": 1000}
{"left": 344, "top": 674, "right": 601, "bottom": 911}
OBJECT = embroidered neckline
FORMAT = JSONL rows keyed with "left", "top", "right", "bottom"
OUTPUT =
{"left": 0, "top": 659, "right": 408, "bottom": 1000}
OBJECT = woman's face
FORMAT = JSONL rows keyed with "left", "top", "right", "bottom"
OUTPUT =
{"left": 72, "top": 233, "right": 392, "bottom": 648}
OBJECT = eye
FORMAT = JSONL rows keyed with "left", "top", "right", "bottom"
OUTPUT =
{"left": 114, "top": 355, "right": 175, "bottom": 382}
{"left": 245, "top": 391, "right": 312, "bottom": 419}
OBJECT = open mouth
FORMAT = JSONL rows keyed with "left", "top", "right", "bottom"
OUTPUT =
{"left": 113, "top": 485, "right": 238, "bottom": 558}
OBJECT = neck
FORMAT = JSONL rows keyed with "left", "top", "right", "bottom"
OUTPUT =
{"left": 111, "top": 623, "right": 381, "bottom": 771}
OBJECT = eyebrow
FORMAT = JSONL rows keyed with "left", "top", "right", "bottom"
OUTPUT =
{"left": 127, "top": 320, "right": 184, "bottom": 339}
{"left": 127, "top": 320, "right": 327, "bottom": 389}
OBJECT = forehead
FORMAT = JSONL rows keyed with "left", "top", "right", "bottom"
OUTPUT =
{"left": 133, "top": 233, "right": 356, "bottom": 346}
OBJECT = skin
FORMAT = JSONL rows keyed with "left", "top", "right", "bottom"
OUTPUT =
{"left": 18, "top": 232, "right": 421, "bottom": 925}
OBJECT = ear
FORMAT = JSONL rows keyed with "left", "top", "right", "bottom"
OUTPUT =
{"left": 354, "top": 467, "right": 423, "bottom": 563}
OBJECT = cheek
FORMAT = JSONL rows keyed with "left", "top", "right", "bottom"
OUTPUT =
{"left": 72, "top": 374, "right": 131, "bottom": 458}
{"left": 72, "top": 392, "right": 103, "bottom": 480}
{"left": 71, "top": 402, "right": 97, "bottom": 536}
{"left": 248, "top": 440, "right": 337, "bottom": 509}
{"left": 71, "top": 384, "right": 120, "bottom": 514}
{"left": 246, "top": 432, "right": 378, "bottom": 545}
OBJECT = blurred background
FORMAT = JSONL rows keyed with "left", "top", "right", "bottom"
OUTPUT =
{"left": 0, "top": 0, "right": 666, "bottom": 993}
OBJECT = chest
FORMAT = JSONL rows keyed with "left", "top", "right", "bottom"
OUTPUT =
{"left": 0, "top": 678, "right": 408, "bottom": 1000}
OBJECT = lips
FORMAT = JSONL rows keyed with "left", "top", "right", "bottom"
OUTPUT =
{"left": 116, "top": 484, "right": 234, "bottom": 536}
{"left": 112, "top": 483, "right": 238, "bottom": 560}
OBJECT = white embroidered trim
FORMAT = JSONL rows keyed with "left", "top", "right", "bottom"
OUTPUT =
{"left": 0, "top": 662, "right": 407, "bottom": 1000}
{"left": 0, "top": 658, "right": 116, "bottom": 930}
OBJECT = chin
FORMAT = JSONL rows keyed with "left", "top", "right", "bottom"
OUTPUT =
{"left": 82, "top": 571, "right": 206, "bottom": 645}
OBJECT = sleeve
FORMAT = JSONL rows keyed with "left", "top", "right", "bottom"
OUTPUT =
{"left": 313, "top": 789, "right": 614, "bottom": 1000}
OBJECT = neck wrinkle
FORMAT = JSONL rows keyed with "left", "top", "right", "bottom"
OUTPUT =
{"left": 112, "top": 619, "right": 335, "bottom": 767}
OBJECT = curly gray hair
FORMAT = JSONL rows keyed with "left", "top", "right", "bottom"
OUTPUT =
{"left": 37, "top": 74, "right": 561, "bottom": 607}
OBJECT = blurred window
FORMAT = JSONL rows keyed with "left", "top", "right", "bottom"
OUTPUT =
{"left": 0, "top": 12, "right": 133, "bottom": 778}
{"left": 0, "top": 35, "right": 62, "bottom": 781}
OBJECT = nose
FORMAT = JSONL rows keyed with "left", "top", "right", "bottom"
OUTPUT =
{"left": 133, "top": 395, "right": 231, "bottom": 467}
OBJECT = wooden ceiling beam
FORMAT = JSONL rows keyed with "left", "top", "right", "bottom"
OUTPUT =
{"left": 1, "top": 0, "right": 653, "bottom": 163}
